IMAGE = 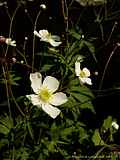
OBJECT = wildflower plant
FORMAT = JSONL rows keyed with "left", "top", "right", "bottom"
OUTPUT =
{"left": 26, "top": 72, "right": 68, "bottom": 119}
{"left": 0, "top": 0, "right": 120, "bottom": 159}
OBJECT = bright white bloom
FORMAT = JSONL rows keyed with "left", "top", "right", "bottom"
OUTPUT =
{"left": 5, "top": 38, "right": 16, "bottom": 46}
{"left": 40, "top": 4, "right": 46, "bottom": 9}
{"left": 112, "top": 121, "right": 119, "bottom": 130}
{"left": 26, "top": 72, "right": 68, "bottom": 119}
{"left": 75, "top": 58, "right": 92, "bottom": 85}
{"left": 34, "top": 29, "right": 62, "bottom": 47}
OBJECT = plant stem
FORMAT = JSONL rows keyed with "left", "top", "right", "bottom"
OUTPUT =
{"left": 32, "top": 10, "right": 41, "bottom": 72}
{"left": 99, "top": 43, "right": 120, "bottom": 90}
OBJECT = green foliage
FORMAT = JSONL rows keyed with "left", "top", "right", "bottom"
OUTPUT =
{"left": 92, "top": 129, "right": 105, "bottom": 146}
{"left": 102, "top": 116, "right": 112, "bottom": 130}
{"left": 0, "top": 114, "right": 13, "bottom": 135}
{"left": 75, "top": 0, "right": 107, "bottom": 6}
{"left": 0, "top": 72, "right": 21, "bottom": 86}
{"left": 68, "top": 77, "right": 95, "bottom": 113}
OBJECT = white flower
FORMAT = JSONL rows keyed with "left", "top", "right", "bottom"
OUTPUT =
{"left": 5, "top": 38, "right": 16, "bottom": 46}
{"left": 40, "top": 4, "right": 46, "bottom": 9}
{"left": 112, "top": 121, "right": 119, "bottom": 130}
{"left": 26, "top": 72, "right": 68, "bottom": 119}
{"left": 75, "top": 58, "right": 92, "bottom": 85}
{"left": 34, "top": 29, "right": 62, "bottom": 47}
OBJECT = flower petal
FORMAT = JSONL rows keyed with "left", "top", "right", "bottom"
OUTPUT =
{"left": 39, "top": 29, "right": 49, "bottom": 38}
{"left": 42, "top": 103, "right": 61, "bottom": 119}
{"left": 79, "top": 77, "right": 92, "bottom": 85}
{"left": 51, "top": 35, "right": 60, "bottom": 41}
{"left": 26, "top": 94, "right": 42, "bottom": 106}
{"left": 85, "top": 78, "right": 92, "bottom": 85}
{"left": 34, "top": 30, "right": 41, "bottom": 38}
{"left": 83, "top": 68, "right": 90, "bottom": 77}
{"left": 30, "top": 72, "right": 42, "bottom": 93}
{"left": 42, "top": 76, "right": 59, "bottom": 93}
{"left": 49, "top": 92, "right": 68, "bottom": 106}
{"left": 48, "top": 39, "right": 62, "bottom": 47}
{"left": 112, "top": 122, "right": 119, "bottom": 130}
{"left": 75, "top": 61, "right": 80, "bottom": 76}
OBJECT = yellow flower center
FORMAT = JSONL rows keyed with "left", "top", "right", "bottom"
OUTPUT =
{"left": 80, "top": 70, "right": 87, "bottom": 78}
{"left": 38, "top": 88, "right": 52, "bottom": 103}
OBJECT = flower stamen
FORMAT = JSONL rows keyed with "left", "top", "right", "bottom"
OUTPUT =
{"left": 80, "top": 70, "right": 86, "bottom": 78}
{"left": 38, "top": 88, "right": 52, "bottom": 103}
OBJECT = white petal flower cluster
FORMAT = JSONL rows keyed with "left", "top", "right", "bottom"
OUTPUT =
{"left": 26, "top": 72, "right": 68, "bottom": 119}
{"left": 5, "top": 38, "right": 16, "bottom": 46}
{"left": 34, "top": 29, "right": 62, "bottom": 47}
{"left": 112, "top": 121, "right": 119, "bottom": 130}
{"left": 75, "top": 57, "right": 92, "bottom": 85}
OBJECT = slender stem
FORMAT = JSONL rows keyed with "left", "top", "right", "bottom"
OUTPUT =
{"left": 105, "top": 21, "right": 117, "bottom": 46}
{"left": 32, "top": 10, "right": 41, "bottom": 72}
{"left": 98, "top": 43, "right": 120, "bottom": 90}
{"left": 16, "top": 48, "right": 28, "bottom": 64}
{"left": 9, "top": 87, "right": 25, "bottom": 117}
{"left": 88, "top": 145, "right": 106, "bottom": 160}
{"left": 61, "top": 0, "right": 69, "bottom": 47}
{"left": 68, "top": 0, "right": 74, "bottom": 8}
{"left": 2, "top": 65, "right": 12, "bottom": 119}
{"left": 5, "top": 4, "right": 20, "bottom": 57}
{"left": 100, "top": 24, "right": 104, "bottom": 41}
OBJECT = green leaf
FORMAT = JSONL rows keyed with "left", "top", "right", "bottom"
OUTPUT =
{"left": 69, "top": 84, "right": 95, "bottom": 113}
{"left": 0, "top": 124, "right": 10, "bottom": 135}
{"left": 66, "top": 41, "right": 81, "bottom": 64}
{"left": 61, "top": 126, "right": 75, "bottom": 141}
{"left": 47, "top": 141, "right": 56, "bottom": 152}
{"left": 27, "top": 121, "right": 34, "bottom": 140}
{"left": 16, "top": 148, "right": 29, "bottom": 160}
{"left": 75, "top": 0, "right": 107, "bottom": 6}
{"left": 70, "top": 85, "right": 94, "bottom": 98}
{"left": 0, "top": 72, "right": 21, "bottom": 86}
{"left": 83, "top": 40, "right": 97, "bottom": 62}
{"left": 78, "top": 127, "right": 89, "bottom": 143}
{"left": 51, "top": 123, "right": 61, "bottom": 141}
{"left": 102, "top": 116, "right": 112, "bottom": 130}
{"left": 80, "top": 101, "right": 95, "bottom": 113}
{"left": 0, "top": 115, "right": 13, "bottom": 135}
{"left": 41, "top": 64, "right": 54, "bottom": 72}
{"left": 92, "top": 129, "right": 105, "bottom": 146}
{"left": 68, "top": 29, "right": 81, "bottom": 40}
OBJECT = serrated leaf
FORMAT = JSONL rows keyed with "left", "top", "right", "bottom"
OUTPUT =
{"left": 61, "top": 126, "right": 75, "bottom": 140}
{"left": 70, "top": 85, "right": 94, "bottom": 98}
{"left": 0, "top": 115, "right": 13, "bottom": 135}
{"left": 0, "top": 124, "right": 10, "bottom": 135}
{"left": 80, "top": 101, "right": 95, "bottom": 113}
{"left": 83, "top": 40, "right": 97, "bottom": 62}
{"left": 41, "top": 64, "right": 54, "bottom": 72}
{"left": 92, "top": 129, "right": 105, "bottom": 146}
{"left": 66, "top": 41, "right": 81, "bottom": 64}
